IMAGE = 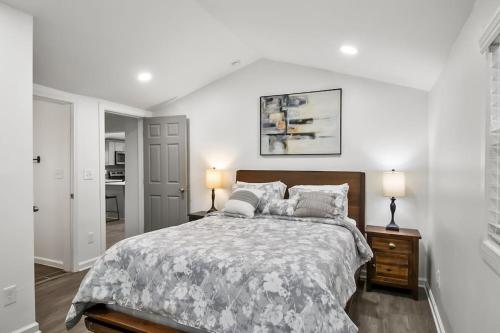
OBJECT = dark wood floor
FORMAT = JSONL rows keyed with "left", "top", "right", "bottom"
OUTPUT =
{"left": 36, "top": 270, "right": 437, "bottom": 333}
{"left": 34, "top": 221, "right": 125, "bottom": 332}
{"left": 36, "top": 269, "right": 89, "bottom": 333}
{"left": 34, "top": 263, "right": 68, "bottom": 285}
{"left": 106, "top": 219, "right": 125, "bottom": 249}
{"left": 349, "top": 285, "right": 437, "bottom": 333}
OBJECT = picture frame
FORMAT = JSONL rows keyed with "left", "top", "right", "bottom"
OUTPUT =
{"left": 260, "top": 88, "right": 342, "bottom": 156}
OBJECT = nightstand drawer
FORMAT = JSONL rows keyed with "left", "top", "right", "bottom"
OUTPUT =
{"left": 372, "top": 252, "right": 409, "bottom": 284}
{"left": 371, "top": 274, "right": 409, "bottom": 287}
{"left": 375, "top": 252, "right": 409, "bottom": 266}
{"left": 372, "top": 236, "right": 411, "bottom": 254}
{"left": 375, "top": 263, "right": 408, "bottom": 280}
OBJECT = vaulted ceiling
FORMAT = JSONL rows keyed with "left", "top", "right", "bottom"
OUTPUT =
{"left": 3, "top": 0, "right": 475, "bottom": 109}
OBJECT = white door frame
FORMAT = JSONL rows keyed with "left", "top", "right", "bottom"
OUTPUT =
{"left": 32, "top": 94, "right": 75, "bottom": 272}
{"left": 98, "top": 102, "right": 152, "bottom": 253}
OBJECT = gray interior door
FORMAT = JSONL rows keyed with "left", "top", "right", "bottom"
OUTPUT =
{"left": 144, "top": 115, "right": 188, "bottom": 231}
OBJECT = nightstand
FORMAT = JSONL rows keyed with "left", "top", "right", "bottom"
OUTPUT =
{"left": 365, "top": 225, "right": 421, "bottom": 300}
{"left": 188, "top": 211, "right": 208, "bottom": 222}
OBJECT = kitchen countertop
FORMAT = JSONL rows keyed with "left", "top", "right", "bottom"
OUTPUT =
{"left": 105, "top": 180, "right": 126, "bottom": 186}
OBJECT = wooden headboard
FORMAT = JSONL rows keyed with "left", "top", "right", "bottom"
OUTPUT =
{"left": 236, "top": 170, "right": 366, "bottom": 234}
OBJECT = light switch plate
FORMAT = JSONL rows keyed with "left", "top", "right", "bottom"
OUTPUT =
{"left": 55, "top": 168, "right": 64, "bottom": 179}
{"left": 83, "top": 169, "right": 94, "bottom": 180}
{"left": 3, "top": 285, "right": 17, "bottom": 307}
{"left": 88, "top": 232, "right": 95, "bottom": 244}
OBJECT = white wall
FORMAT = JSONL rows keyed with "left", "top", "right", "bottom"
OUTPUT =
{"left": 0, "top": 3, "right": 37, "bottom": 333}
{"left": 34, "top": 85, "right": 149, "bottom": 271}
{"left": 105, "top": 113, "right": 127, "bottom": 133}
{"left": 154, "top": 59, "right": 430, "bottom": 278}
{"left": 428, "top": 0, "right": 500, "bottom": 332}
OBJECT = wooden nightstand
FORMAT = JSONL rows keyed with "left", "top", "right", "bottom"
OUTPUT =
{"left": 188, "top": 211, "right": 208, "bottom": 222}
{"left": 365, "top": 225, "right": 421, "bottom": 300}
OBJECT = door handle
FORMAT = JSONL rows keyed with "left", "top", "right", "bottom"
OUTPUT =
{"left": 33, "top": 206, "right": 39, "bottom": 213}
{"left": 179, "top": 187, "right": 185, "bottom": 193}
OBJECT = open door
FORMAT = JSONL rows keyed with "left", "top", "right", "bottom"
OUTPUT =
{"left": 143, "top": 115, "right": 188, "bottom": 231}
{"left": 33, "top": 97, "right": 72, "bottom": 271}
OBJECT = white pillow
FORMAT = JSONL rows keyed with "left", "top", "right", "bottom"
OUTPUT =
{"left": 223, "top": 188, "right": 264, "bottom": 217}
{"left": 234, "top": 181, "right": 287, "bottom": 212}
{"left": 288, "top": 184, "right": 349, "bottom": 216}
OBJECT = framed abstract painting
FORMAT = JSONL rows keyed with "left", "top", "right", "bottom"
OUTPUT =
{"left": 260, "top": 88, "right": 342, "bottom": 155}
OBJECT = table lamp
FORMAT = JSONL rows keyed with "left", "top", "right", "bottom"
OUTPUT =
{"left": 206, "top": 167, "right": 222, "bottom": 213}
{"left": 383, "top": 169, "right": 406, "bottom": 231}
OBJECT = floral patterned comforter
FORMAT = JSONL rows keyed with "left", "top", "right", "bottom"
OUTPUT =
{"left": 66, "top": 213, "right": 372, "bottom": 332}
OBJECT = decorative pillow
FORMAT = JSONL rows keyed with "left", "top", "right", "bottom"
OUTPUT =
{"left": 293, "top": 191, "right": 344, "bottom": 218}
{"left": 234, "top": 181, "right": 287, "bottom": 212}
{"left": 262, "top": 198, "right": 298, "bottom": 216}
{"left": 288, "top": 184, "right": 349, "bottom": 216}
{"left": 223, "top": 188, "right": 264, "bottom": 217}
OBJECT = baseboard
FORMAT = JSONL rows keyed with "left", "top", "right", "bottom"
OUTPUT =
{"left": 12, "top": 322, "right": 40, "bottom": 333}
{"left": 34, "top": 256, "right": 64, "bottom": 269}
{"left": 77, "top": 256, "right": 100, "bottom": 271}
{"left": 423, "top": 282, "right": 446, "bottom": 333}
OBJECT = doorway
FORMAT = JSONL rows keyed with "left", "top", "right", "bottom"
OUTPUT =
{"left": 104, "top": 112, "right": 141, "bottom": 248}
{"left": 33, "top": 96, "right": 73, "bottom": 281}
{"left": 99, "top": 111, "right": 189, "bottom": 254}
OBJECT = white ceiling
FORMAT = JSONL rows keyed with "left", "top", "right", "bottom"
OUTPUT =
{"left": 196, "top": 0, "right": 475, "bottom": 91}
{"left": 2, "top": 0, "right": 258, "bottom": 109}
{"left": 3, "top": 0, "right": 474, "bottom": 109}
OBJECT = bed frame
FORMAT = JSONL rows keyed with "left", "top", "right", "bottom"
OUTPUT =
{"left": 83, "top": 170, "right": 366, "bottom": 333}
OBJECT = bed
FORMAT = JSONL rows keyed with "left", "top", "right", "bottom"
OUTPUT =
{"left": 66, "top": 170, "right": 372, "bottom": 333}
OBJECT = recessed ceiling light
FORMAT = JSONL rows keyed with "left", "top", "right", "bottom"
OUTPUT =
{"left": 340, "top": 45, "right": 358, "bottom": 55}
{"left": 137, "top": 72, "right": 152, "bottom": 82}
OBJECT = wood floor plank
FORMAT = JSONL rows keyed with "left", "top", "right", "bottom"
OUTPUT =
{"left": 349, "top": 286, "right": 438, "bottom": 333}
{"left": 106, "top": 220, "right": 125, "bottom": 249}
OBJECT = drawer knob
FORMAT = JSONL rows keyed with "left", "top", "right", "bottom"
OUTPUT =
{"left": 388, "top": 242, "right": 396, "bottom": 250}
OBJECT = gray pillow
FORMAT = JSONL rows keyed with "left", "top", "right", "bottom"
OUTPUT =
{"left": 293, "top": 191, "right": 342, "bottom": 218}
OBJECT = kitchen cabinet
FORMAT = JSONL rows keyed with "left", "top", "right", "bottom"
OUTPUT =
{"left": 114, "top": 141, "right": 125, "bottom": 152}
{"left": 105, "top": 139, "right": 125, "bottom": 166}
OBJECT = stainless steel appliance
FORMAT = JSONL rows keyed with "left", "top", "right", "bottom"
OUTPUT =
{"left": 108, "top": 170, "right": 125, "bottom": 181}
{"left": 115, "top": 151, "right": 125, "bottom": 165}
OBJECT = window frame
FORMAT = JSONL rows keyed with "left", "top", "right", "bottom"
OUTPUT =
{"left": 481, "top": 7, "right": 500, "bottom": 277}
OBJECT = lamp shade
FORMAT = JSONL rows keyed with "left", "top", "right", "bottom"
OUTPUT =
{"left": 206, "top": 168, "right": 222, "bottom": 189}
{"left": 383, "top": 170, "right": 406, "bottom": 197}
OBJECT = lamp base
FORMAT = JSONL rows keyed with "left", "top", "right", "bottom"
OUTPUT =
{"left": 386, "top": 196, "right": 400, "bottom": 231}
{"left": 207, "top": 188, "right": 217, "bottom": 214}
{"left": 385, "top": 221, "right": 400, "bottom": 231}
